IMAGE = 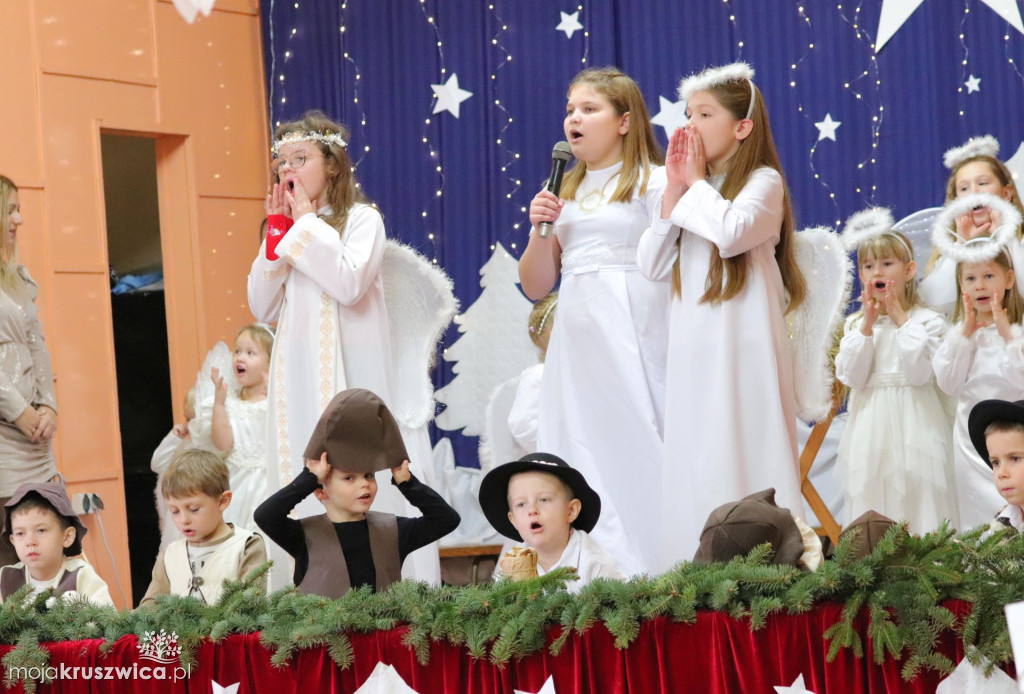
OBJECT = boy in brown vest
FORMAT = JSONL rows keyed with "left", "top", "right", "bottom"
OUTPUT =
{"left": 254, "top": 388, "right": 460, "bottom": 598}
{"left": 1, "top": 482, "right": 113, "bottom": 605}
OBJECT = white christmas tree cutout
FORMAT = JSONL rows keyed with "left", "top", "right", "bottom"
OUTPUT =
{"left": 435, "top": 242, "right": 538, "bottom": 440}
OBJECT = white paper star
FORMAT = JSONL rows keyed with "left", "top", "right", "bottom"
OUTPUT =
{"left": 651, "top": 96, "right": 688, "bottom": 137}
{"left": 964, "top": 74, "right": 981, "bottom": 94}
{"left": 774, "top": 673, "right": 817, "bottom": 694}
{"left": 514, "top": 675, "right": 558, "bottom": 694}
{"left": 556, "top": 11, "right": 583, "bottom": 39}
{"left": 353, "top": 662, "right": 421, "bottom": 693}
{"left": 212, "top": 682, "right": 240, "bottom": 694}
{"left": 430, "top": 74, "right": 473, "bottom": 119}
{"left": 876, "top": 0, "right": 1024, "bottom": 53}
{"left": 814, "top": 113, "right": 841, "bottom": 142}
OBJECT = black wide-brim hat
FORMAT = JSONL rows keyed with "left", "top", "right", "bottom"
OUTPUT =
{"left": 968, "top": 399, "right": 1024, "bottom": 467}
{"left": 478, "top": 453, "right": 601, "bottom": 542}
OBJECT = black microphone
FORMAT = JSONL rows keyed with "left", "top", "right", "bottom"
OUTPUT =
{"left": 538, "top": 141, "right": 573, "bottom": 238}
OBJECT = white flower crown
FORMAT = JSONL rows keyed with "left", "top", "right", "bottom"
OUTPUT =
{"left": 272, "top": 131, "right": 348, "bottom": 157}
{"left": 678, "top": 62, "right": 754, "bottom": 102}
{"left": 931, "top": 192, "right": 1021, "bottom": 264}
{"left": 942, "top": 135, "right": 999, "bottom": 170}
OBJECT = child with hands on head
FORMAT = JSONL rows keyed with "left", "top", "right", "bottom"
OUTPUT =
{"left": 636, "top": 62, "right": 807, "bottom": 567}
{"left": 253, "top": 388, "right": 459, "bottom": 598}
{"left": 479, "top": 453, "right": 625, "bottom": 592}
{"left": 139, "top": 450, "right": 267, "bottom": 608}
{"left": 933, "top": 242, "right": 1024, "bottom": 528}
{"left": 834, "top": 209, "right": 956, "bottom": 532}
{"left": 1, "top": 482, "right": 113, "bottom": 605}
{"left": 516, "top": 67, "right": 669, "bottom": 577}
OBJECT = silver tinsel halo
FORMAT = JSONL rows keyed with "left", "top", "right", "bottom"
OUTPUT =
{"left": 931, "top": 192, "right": 1021, "bottom": 264}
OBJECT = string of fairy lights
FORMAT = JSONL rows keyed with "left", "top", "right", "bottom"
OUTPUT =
{"left": 487, "top": 3, "right": 523, "bottom": 253}
{"left": 417, "top": 0, "right": 448, "bottom": 266}
{"left": 720, "top": 0, "right": 746, "bottom": 57}
{"left": 956, "top": 0, "right": 973, "bottom": 117}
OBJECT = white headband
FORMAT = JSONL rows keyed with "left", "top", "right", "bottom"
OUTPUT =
{"left": 272, "top": 130, "right": 348, "bottom": 157}
{"left": 678, "top": 62, "right": 756, "bottom": 120}
{"left": 841, "top": 207, "right": 912, "bottom": 256}
{"left": 943, "top": 135, "right": 999, "bottom": 170}
{"left": 931, "top": 193, "right": 1021, "bottom": 264}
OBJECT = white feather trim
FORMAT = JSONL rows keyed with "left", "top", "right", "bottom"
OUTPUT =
{"left": 790, "top": 227, "right": 852, "bottom": 423}
{"left": 942, "top": 135, "right": 999, "bottom": 170}
{"left": 841, "top": 207, "right": 895, "bottom": 251}
{"left": 678, "top": 62, "right": 755, "bottom": 101}
{"left": 930, "top": 193, "right": 1022, "bottom": 264}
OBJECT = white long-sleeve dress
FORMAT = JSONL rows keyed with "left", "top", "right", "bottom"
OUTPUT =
{"left": 834, "top": 308, "right": 957, "bottom": 532}
{"left": 535, "top": 162, "right": 669, "bottom": 577}
{"left": 933, "top": 323, "right": 1024, "bottom": 529}
{"left": 637, "top": 168, "right": 801, "bottom": 569}
{"left": 247, "top": 204, "right": 439, "bottom": 586}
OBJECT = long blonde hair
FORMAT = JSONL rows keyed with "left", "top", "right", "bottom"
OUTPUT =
{"left": 952, "top": 249, "right": 1023, "bottom": 324}
{"left": 0, "top": 176, "right": 22, "bottom": 293}
{"left": 671, "top": 82, "right": 805, "bottom": 313}
{"left": 559, "top": 68, "right": 663, "bottom": 204}
{"left": 273, "top": 110, "right": 369, "bottom": 234}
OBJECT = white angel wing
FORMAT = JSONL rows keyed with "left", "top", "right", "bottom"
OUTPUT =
{"left": 892, "top": 206, "right": 943, "bottom": 272}
{"left": 789, "top": 227, "right": 852, "bottom": 423}
{"left": 477, "top": 375, "right": 528, "bottom": 474}
{"left": 381, "top": 240, "right": 459, "bottom": 429}
{"left": 187, "top": 341, "right": 237, "bottom": 449}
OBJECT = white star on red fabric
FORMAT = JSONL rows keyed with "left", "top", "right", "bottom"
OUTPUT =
{"left": 774, "top": 673, "right": 817, "bottom": 694}
{"left": 212, "top": 682, "right": 240, "bottom": 694}
{"left": 515, "top": 675, "right": 557, "bottom": 694}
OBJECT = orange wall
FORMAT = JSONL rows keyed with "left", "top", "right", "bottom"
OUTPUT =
{"left": 0, "top": 0, "right": 268, "bottom": 608}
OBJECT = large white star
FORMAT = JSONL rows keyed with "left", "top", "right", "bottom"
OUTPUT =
{"left": 212, "top": 682, "right": 240, "bottom": 694}
{"left": 964, "top": 74, "right": 981, "bottom": 94}
{"left": 515, "top": 675, "right": 558, "bottom": 694}
{"left": 774, "top": 673, "right": 817, "bottom": 694}
{"left": 556, "top": 11, "right": 583, "bottom": 39}
{"left": 876, "top": 0, "right": 1024, "bottom": 52}
{"left": 814, "top": 113, "right": 841, "bottom": 142}
{"left": 431, "top": 74, "right": 473, "bottom": 118}
{"left": 651, "top": 96, "right": 688, "bottom": 137}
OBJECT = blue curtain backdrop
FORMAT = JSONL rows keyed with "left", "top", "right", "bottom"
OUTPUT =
{"left": 260, "top": 0, "right": 1024, "bottom": 467}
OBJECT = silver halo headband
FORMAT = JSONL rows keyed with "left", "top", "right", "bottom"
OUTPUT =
{"left": 678, "top": 62, "right": 756, "bottom": 120}
{"left": 943, "top": 135, "right": 999, "bottom": 170}
{"left": 272, "top": 130, "right": 348, "bottom": 158}
{"left": 537, "top": 298, "right": 557, "bottom": 335}
{"left": 931, "top": 193, "right": 1021, "bottom": 264}
{"left": 840, "top": 207, "right": 912, "bottom": 256}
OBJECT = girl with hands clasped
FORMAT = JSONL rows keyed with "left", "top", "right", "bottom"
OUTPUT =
{"left": 933, "top": 244, "right": 1024, "bottom": 528}
{"left": 517, "top": 68, "right": 669, "bottom": 575}
{"left": 636, "top": 63, "right": 807, "bottom": 567}
{"left": 835, "top": 210, "right": 956, "bottom": 533}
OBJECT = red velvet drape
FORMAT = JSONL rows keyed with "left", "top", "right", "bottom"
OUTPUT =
{"left": 0, "top": 603, "right": 993, "bottom": 693}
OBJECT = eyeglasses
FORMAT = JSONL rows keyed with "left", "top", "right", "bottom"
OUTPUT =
{"left": 271, "top": 152, "right": 323, "bottom": 175}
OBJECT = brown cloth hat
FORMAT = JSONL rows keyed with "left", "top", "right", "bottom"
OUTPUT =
{"left": 839, "top": 510, "right": 896, "bottom": 560}
{"left": 693, "top": 488, "right": 805, "bottom": 567}
{"left": 4, "top": 482, "right": 87, "bottom": 557}
{"left": 303, "top": 388, "right": 408, "bottom": 473}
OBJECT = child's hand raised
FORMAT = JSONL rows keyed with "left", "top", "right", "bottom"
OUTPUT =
{"left": 684, "top": 130, "right": 707, "bottom": 189}
{"left": 306, "top": 452, "right": 331, "bottom": 484}
{"left": 882, "top": 281, "right": 908, "bottom": 327}
{"left": 529, "top": 190, "right": 563, "bottom": 232}
{"left": 962, "top": 293, "right": 979, "bottom": 338}
{"left": 285, "top": 178, "right": 316, "bottom": 219}
{"left": 211, "top": 367, "right": 228, "bottom": 406}
{"left": 391, "top": 460, "right": 411, "bottom": 484}
{"left": 664, "top": 127, "right": 690, "bottom": 192}
{"left": 265, "top": 182, "right": 289, "bottom": 217}
{"left": 992, "top": 290, "right": 1014, "bottom": 342}
{"left": 859, "top": 285, "right": 879, "bottom": 335}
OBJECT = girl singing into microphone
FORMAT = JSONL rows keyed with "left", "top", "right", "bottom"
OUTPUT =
{"left": 517, "top": 67, "right": 668, "bottom": 576}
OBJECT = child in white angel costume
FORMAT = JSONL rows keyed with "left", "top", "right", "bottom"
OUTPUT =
{"left": 247, "top": 110, "right": 456, "bottom": 586}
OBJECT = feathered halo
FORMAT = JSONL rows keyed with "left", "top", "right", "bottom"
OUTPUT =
{"left": 942, "top": 135, "right": 999, "bottom": 170}
{"left": 678, "top": 62, "right": 755, "bottom": 102}
{"left": 840, "top": 207, "right": 896, "bottom": 252}
{"left": 931, "top": 192, "right": 1021, "bottom": 264}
